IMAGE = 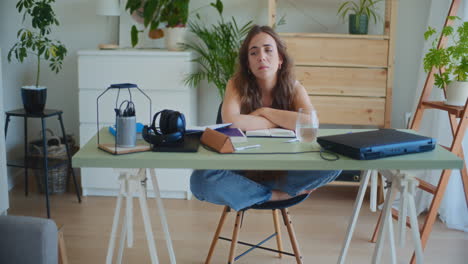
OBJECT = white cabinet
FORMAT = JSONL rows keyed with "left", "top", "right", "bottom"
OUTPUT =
{"left": 77, "top": 50, "right": 196, "bottom": 199}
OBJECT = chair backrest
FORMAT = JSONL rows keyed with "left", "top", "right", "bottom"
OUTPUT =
{"left": 216, "top": 103, "right": 223, "bottom": 124}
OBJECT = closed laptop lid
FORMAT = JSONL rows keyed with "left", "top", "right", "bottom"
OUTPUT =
{"left": 317, "top": 129, "right": 436, "bottom": 160}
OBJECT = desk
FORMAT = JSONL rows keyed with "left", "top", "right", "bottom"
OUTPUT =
{"left": 73, "top": 128, "right": 463, "bottom": 264}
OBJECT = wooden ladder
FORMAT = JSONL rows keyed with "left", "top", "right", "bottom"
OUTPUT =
{"left": 370, "top": 1, "right": 468, "bottom": 263}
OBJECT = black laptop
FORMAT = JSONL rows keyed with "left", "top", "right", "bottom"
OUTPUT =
{"left": 317, "top": 129, "right": 436, "bottom": 160}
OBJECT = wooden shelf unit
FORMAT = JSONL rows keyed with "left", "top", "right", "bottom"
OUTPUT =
{"left": 268, "top": 0, "right": 398, "bottom": 128}
{"left": 421, "top": 101, "right": 466, "bottom": 117}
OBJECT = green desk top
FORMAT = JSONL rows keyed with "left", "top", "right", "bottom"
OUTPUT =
{"left": 72, "top": 129, "right": 463, "bottom": 171}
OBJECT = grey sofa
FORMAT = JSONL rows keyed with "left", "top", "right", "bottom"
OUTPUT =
{"left": 0, "top": 215, "right": 58, "bottom": 264}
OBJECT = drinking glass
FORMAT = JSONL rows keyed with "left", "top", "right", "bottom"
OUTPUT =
{"left": 295, "top": 108, "right": 319, "bottom": 142}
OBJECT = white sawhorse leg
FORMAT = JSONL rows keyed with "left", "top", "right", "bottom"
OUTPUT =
{"left": 106, "top": 173, "right": 125, "bottom": 264}
{"left": 106, "top": 169, "right": 166, "bottom": 264}
{"left": 148, "top": 168, "right": 177, "bottom": 264}
{"left": 370, "top": 170, "right": 378, "bottom": 212}
{"left": 338, "top": 169, "right": 387, "bottom": 264}
{"left": 374, "top": 170, "right": 424, "bottom": 264}
{"left": 371, "top": 174, "right": 397, "bottom": 264}
{"left": 338, "top": 170, "right": 372, "bottom": 264}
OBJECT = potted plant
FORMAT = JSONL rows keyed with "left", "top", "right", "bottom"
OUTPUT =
{"left": 337, "top": 0, "right": 382, "bottom": 35}
{"left": 126, "top": 0, "right": 171, "bottom": 47}
{"left": 183, "top": 0, "right": 252, "bottom": 98}
{"left": 7, "top": 0, "right": 67, "bottom": 114}
{"left": 423, "top": 16, "right": 468, "bottom": 106}
{"left": 161, "top": 0, "right": 189, "bottom": 51}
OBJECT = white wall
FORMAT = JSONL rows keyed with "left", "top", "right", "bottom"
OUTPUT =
{"left": 0, "top": 49, "right": 9, "bottom": 214}
{"left": 0, "top": 0, "right": 432, "bottom": 146}
{"left": 392, "top": 0, "right": 432, "bottom": 127}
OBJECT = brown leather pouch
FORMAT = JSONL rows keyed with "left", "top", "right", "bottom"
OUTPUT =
{"left": 200, "top": 128, "right": 235, "bottom": 153}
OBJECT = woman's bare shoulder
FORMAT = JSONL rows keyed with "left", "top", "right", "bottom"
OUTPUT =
{"left": 294, "top": 80, "right": 304, "bottom": 88}
{"left": 225, "top": 79, "right": 239, "bottom": 97}
{"left": 293, "top": 80, "right": 307, "bottom": 94}
{"left": 292, "top": 80, "right": 313, "bottom": 110}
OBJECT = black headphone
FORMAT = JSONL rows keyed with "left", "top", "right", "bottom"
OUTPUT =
{"left": 142, "top": 109, "right": 186, "bottom": 147}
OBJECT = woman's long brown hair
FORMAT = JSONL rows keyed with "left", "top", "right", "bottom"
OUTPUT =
{"left": 232, "top": 25, "right": 296, "bottom": 114}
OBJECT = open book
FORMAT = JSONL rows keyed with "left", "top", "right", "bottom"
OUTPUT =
{"left": 245, "top": 128, "right": 295, "bottom": 138}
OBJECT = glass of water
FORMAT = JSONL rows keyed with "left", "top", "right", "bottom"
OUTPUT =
{"left": 295, "top": 108, "right": 319, "bottom": 143}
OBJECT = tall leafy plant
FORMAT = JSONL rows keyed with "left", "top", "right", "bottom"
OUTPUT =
{"left": 8, "top": 0, "right": 67, "bottom": 88}
{"left": 423, "top": 16, "right": 468, "bottom": 88}
{"left": 183, "top": 0, "right": 252, "bottom": 98}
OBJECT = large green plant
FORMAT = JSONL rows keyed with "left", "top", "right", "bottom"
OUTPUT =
{"left": 7, "top": 0, "right": 67, "bottom": 88}
{"left": 183, "top": 0, "right": 252, "bottom": 99}
{"left": 423, "top": 16, "right": 468, "bottom": 89}
{"left": 337, "top": 0, "right": 382, "bottom": 23}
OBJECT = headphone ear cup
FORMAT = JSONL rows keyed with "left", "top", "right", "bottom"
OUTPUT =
{"left": 151, "top": 111, "right": 162, "bottom": 132}
{"left": 161, "top": 110, "right": 173, "bottom": 134}
{"left": 164, "top": 131, "right": 183, "bottom": 143}
{"left": 170, "top": 112, "right": 181, "bottom": 133}
{"left": 174, "top": 112, "right": 185, "bottom": 134}
{"left": 142, "top": 125, "right": 154, "bottom": 144}
{"left": 142, "top": 125, "right": 149, "bottom": 142}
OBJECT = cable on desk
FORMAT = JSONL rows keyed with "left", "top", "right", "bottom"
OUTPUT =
{"left": 201, "top": 144, "right": 340, "bottom": 161}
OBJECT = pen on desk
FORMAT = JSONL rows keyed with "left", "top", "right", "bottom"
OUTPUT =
{"left": 284, "top": 138, "right": 300, "bottom": 143}
{"left": 235, "top": 144, "right": 261, "bottom": 151}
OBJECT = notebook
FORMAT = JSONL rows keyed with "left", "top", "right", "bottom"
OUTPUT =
{"left": 316, "top": 129, "right": 436, "bottom": 160}
{"left": 216, "top": 127, "right": 247, "bottom": 143}
{"left": 245, "top": 128, "right": 295, "bottom": 138}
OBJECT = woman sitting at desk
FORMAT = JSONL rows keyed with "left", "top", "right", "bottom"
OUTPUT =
{"left": 191, "top": 25, "right": 341, "bottom": 211}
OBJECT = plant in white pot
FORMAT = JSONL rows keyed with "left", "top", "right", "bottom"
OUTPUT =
{"left": 125, "top": 0, "right": 175, "bottom": 47}
{"left": 424, "top": 16, "right": 468, "bottom": 106}
{"left": 161, "top": 0, "right": 189, "bottom": 51}
{"left": 7, "top": 0, "right": 67, "bottom": 114}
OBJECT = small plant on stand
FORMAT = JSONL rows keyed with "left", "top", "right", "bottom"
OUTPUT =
{"left": 8, "top": 0, "right": 67, "bottom": 114}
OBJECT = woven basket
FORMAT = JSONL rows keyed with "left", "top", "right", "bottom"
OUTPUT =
{"left": 29, "top": 129, "right": 70, "bottom": 194}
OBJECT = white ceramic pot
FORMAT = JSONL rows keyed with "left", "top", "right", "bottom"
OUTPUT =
{"left": 445, "top": 81, "right": 468, "bottom": 106}
{"left": 164, "top": 27, "right": 186, "bottom": 51}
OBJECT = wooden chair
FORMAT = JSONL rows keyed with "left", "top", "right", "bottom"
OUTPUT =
{"left": 210, "top": 104, "right": 308, "bottom": 263}
{"left": 205, "top": 193, "right": 309, "bottom": 264}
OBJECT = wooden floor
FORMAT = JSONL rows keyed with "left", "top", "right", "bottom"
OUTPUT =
{"left": 7, "top": 183, "right": 468, "bottom": 264}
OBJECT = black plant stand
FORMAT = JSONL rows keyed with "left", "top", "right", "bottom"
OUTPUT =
{"left": 4, "top": 109, "right": 81, "bottom": 218}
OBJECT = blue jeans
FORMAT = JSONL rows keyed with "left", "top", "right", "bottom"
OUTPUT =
{"left": 190, "top": 170, "right": 342, "bottom": 211}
